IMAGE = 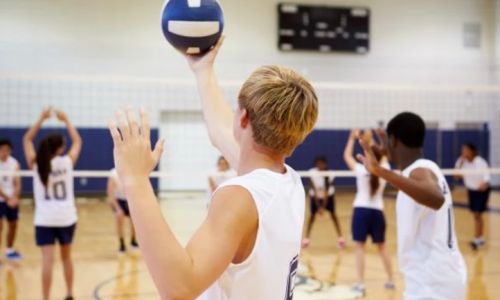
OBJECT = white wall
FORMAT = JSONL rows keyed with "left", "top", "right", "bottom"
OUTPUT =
{"left": 0, "top": 0, "right": 496, "bottom": 83}
{"left": 0, "top": 0, "right": 498, "bottom": 186}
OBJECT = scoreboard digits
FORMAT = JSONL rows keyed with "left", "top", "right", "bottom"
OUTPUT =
{"left": 278, "top": 3, "right": 370, "bottom": 54}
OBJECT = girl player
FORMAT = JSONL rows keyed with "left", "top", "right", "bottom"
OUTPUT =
{"left": 208, "top": 156, "right": 235, "bottom": 195}
{"left": 107, "top": 167, "right": 138, "bottom": 254}
{"left": 0, "top": 139, "right": 22, "bottom": 261}
{"left": 23, "top": 108, "right": 82, "bottom": 300}
{"left": 343, "top": 130, "right": 394, "bottom": 294}
{"left": 454, "top": 142, "right": 491, "bottom": 250}
{"left": 303, "top": 156, "right": 344, "bottom": 249}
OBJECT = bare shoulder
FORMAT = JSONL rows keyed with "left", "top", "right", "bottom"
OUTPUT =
{"left": 209, "top": 185, "right": 258, "bottom": 228}
{"left": 410, "top": 167, "right": 438, "bottom": 183}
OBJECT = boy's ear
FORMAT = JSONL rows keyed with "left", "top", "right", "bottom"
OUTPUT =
{"left": 239, "top": 109, "right": 250, "bottom": 128}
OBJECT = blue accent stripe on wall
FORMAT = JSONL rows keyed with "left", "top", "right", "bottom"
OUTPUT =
{"left": 0, "top": 127, "right": 159, "bottom": 194}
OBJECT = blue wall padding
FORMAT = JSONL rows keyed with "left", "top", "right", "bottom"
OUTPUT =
{"left": 0, "top": 125, "right": 490, "bottom": 192}
{"left": 286, "top": 126, "right": 490, "bottom": 187}
{"left": 0, "top": 127, "right": 158, "bottom": 194}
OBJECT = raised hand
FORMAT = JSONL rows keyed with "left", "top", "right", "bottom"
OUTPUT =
{"left": 109, "top": 108, "right": 164, "bottom": 185}
{"left": 356, "top": 129, "right": 382, "bottom": 175}
{"left": 40, "top": 107, "right": 52, "bottom": 121}
{"left": 55, "top": 110, "right": 69, "bottom": 123}
{"left": 186, "top": 36, "right": 224, "bottom": 75}
{"left": 373, "top": 128, "right": 389, "bottom": 157}
{"left": 349, "top": 129, "right": 360, "bottom": 140}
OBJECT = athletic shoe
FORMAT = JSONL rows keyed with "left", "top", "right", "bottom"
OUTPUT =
{"left": 384, "top": 281, "right": 396, "bottom": 290}
{"left": 118, "top": 244, "right": 126, "bottom": 255}
{"left": 469, "top": 239, "right": 485, "bottom": 251}
{"left": 130, "top": 240, "right": 140, "bottom": 251}
{"left": 337, "top": 237, "right": 346, "bottom": 249}
{"left": 352, "top": 284, "right": 366, "bottom": 296}
{"left": 301, "top": 238, "right": 310, "bottom": 249}
{"left": 5, "top": 251, "right": 22, "bottom": 261}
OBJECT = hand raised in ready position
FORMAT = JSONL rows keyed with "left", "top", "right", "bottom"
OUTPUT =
{"left": 109, "top": 108, "right": 164, "bottom": 186}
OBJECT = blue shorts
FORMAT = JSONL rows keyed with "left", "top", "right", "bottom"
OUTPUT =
{"left": 114, "top": 199, "right": 130, "bottom": 217}
{"left": 352, "top": 207, "right": 386, "bottom": 244}
{"left": 35, "top": 223, "right": 76, "bottom": 246}
{"left": 310, "top": 195, "right": 336, "bottom": 215}
{"left": 0, "top": 202, "right": 19, "bottom": 222}
{"left": 468, "top": 189, "right": 490, "bottom": 213}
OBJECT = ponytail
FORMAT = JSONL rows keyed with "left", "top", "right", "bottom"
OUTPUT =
{"left": 369, "top": 174, "right": 380, "bottom": 197}
{"left": 369, "top": 146, "right": 383, "bottom": 198}
{"left": 36, "top": 134, "right": 64, "bottom": 187}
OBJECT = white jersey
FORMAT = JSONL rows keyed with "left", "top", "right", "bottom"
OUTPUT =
{"left": 199, "top": 165, "right": 305, "bottom": 300}
{"left": 353, "top": 162, "right": 390, "bottom": 211}
{"left": 0, "top": 156, "right": 19, "bottom": 202}
{"left": 455, "top": 156, "right": 490, "bottom": 190}
{"left": 33, "top": 155, "right": 77, "bottom": 227}
{"left": 308, "top": 167, "right": 334, "bottom": 197}
{"left": 397, "top": 159, "right": 466, "bottom": 300}
{"left": 110, "top": 168, "right": 126, "bottom": 200}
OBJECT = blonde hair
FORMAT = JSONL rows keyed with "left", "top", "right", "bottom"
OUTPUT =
{"left": 238, "top": 65, "right": 318, "bottom": 156}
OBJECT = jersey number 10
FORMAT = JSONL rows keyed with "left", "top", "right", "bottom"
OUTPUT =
{"left": 44, "top": 181, "right": 67, "bottom": 201}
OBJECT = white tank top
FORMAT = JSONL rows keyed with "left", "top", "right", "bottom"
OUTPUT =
{"left": 33, "top": 155, "right": 77, "bottom": 227}
{"left": 110, "top": 168, "right": 126, "bottom": 200}
{"left": 397, "top": 159, "right": 467, "bottom": 300}
{"left": 198, "top": 165, "right": 305, "bottom": 300}
{"left": 0, "top": 156, "right": 19, "bottom": 202}
{"left": 353, "top": 162, "right": 389, "bottom": 211}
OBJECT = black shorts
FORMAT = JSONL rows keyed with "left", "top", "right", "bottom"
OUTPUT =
{"left": 352, "top": 207, "right": 386, "bottom": 244}
{"left": 35, "top": 223, "right": 76, "bottom": 246}
{"left": 310, "top": 195, "right": 335, "bottom": 215}
{"left": 0, "top": 202, "right": 19, "bottom": 222}
{"left": 114, "top": 199, "right": 130, "bottom": 217}
{"left": 468, "top": 189, "right": 490, "bottom": 213}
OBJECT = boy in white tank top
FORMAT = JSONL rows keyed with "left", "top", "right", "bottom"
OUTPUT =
{"left": 108, "top": 37, "right": 319, "bottom": 299}
{"left": 356, "top": 112, "right": 467, "bottom": 300}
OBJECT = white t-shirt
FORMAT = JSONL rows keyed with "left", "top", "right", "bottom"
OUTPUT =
{"left": 0, "top": 156, "right": 20, "bottom": 202}
{"left": 353, "top": 162, "right": 390, "bottom": 211}
{"left": 397, "top": 159, "right": 467, "bottom": 300}
{"left": 455, "top": 156, "right": 490, "bottom": 190}
{"left": 33, "top": 155, "right": 77, "bottom": 227}
{"left": 110, "top": 168, "right": 126, "bottom": 200}
{"left": 308, "top": 167, "right": 334, "bottom": 197}
{"left": 198, "top": 165, "right": 305, "bottom": 300}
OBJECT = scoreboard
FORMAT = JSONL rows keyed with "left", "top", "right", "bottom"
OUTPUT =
{"left": 278, "top": 3, "right": 370, "bottom": 54}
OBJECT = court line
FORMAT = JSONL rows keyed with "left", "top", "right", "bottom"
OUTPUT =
{"left": 92, "top": 268, "right": 150, "bottom": 300}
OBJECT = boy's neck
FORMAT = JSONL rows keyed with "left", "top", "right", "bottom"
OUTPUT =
{"left": 398, "top": 148, "right": 423, "bottom": 170}
{"left": 237, "top": 143, "right": 286, "bottom": 176}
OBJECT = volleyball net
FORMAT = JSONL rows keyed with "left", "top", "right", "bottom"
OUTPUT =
{"left": 0, "top": 75, "right": 499, "bottom": 191}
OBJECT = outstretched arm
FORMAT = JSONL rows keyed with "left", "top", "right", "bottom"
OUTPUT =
{"left": 186, "top": 37, "right": 239, "bottom": 169}
{"left": 357, "top": 129, "right": 444, "bottom": 210}
{"left": 55, "top": 110, "right": 82, "bottom": 165}
{"left": 23, "top": 108, "right": 52, "bottom": 169}
{"left": 343, "top": 130, "right": 359, "bottom": 170}
{"left": 109, "top": 108, "right": 257, "bottom": 299}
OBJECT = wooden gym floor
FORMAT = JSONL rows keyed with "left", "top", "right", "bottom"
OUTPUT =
{"left": 0, "top": 188, "right": 498, "bottom": 300}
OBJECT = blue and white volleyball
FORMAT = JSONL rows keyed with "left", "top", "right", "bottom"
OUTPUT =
{"left": 161, "top": 0, "right": 224, "bottom": 55}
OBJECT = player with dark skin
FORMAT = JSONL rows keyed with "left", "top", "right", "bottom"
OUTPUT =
{"left": 357, "top": 128, "right": 444, "bottom": 211}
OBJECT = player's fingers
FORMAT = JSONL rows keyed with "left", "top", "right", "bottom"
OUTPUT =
{"left": 152, "top": 138, "right": 165, "bottom": 163}
{"left": 116, "top": 110, "right": 130, "bottom": 142}
{"left": 109, "top": 121, "right": 123, "bottom": 147}
{"left": 126, "top": 107, "right": 140, "bottom": 138}
{"left": 140, "top": 107, "right": 151, "bottom": 142}
{"left": 213, "top": 35, "right": 225, "bottom": 54}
